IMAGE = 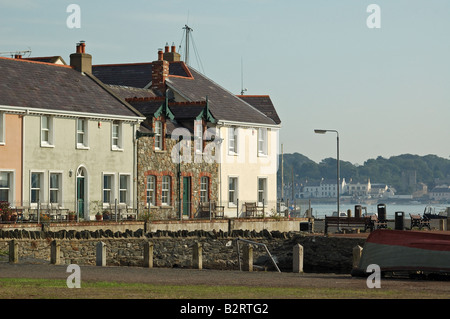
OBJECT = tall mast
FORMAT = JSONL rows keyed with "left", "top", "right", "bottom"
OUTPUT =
{"left": 183, "top": 24, "right": 193, "bottom": 65}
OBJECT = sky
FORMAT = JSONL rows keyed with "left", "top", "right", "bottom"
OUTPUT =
{"left": 1, "top": 0, "right": 449, "bottom": 165}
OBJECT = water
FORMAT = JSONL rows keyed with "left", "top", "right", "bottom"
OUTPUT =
{"left": 299, "top": 202, "right": 449, "bottom": 219}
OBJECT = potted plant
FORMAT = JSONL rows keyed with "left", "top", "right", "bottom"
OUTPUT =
{"left": 40, "top": 212, "right": 50, "bottom": 224}
{"left": 96, "top": 212, "right": 103, "bottom": 221}
{"left": 102, "top": 210, "right": 110, "bottom": 220}
{"left": 68, "top": 211, "right": 76, "bottom": 221}
{"left": 0, "top": 202, "right": 12, "bottom": 222}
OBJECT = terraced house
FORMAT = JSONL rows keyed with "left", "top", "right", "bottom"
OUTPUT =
{"left": 0, "top": 43, "right": 145, "bottom": 220}
{"left": 93, "top": 44, "right": 281, "bottom": 218}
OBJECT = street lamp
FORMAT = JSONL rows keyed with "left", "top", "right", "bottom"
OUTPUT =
{"left": 314, "top": 129, "right": 340, "bottom": 232}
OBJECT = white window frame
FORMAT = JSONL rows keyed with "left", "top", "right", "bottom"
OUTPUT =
{"left": 200, "top": 176, "right": 209, "bottom": 203}
{"left": 0, "top": 170, "right": 15, "bottom": 204}
{"left": 161, "top": 175, "right": 171, "bottom": 206}
{"left": 49, "top": 171, "right": 63, "bottom": 206}
{"left": 257, "top": 128, "right": 268, "bottom": 156}
{"left": 228, "top": 127, "right": 238, "bottom": 155}
{"left": 41, "top": 116, "right": 54, "bottom": 147}
{"left": 102, "top": 173, "right": 115, "bottom": 206}
{"left": 154, "top": 120, "right": 163, "bottom": 150}
{"left": 76, "top": 118, "right": 89, "bottom": 149}
{"left": 119, "top": 174, "right": 130, "bottom": 205}
{"left": 111, "top": 121, "right": 123, "bottom": 151}
{"left": 30, "top": 171, "right": 45, "bottom": 207}
{"left": 0, "top": 112, "right": 5, "bottom": 145}
{"left": 146, "top": 175, "right": 156, "bottom": 206}
{"left": 194, "top": 120, "right": 203, "bottom": 154}
{"left": 228, "top": 176, "right": 238, "bottom": 207}
{"left": 257, "top": 177, "right": 267, "bottom": 206}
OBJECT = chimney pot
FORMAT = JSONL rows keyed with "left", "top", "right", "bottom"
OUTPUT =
{"left": 171, "top": 45, "right": 176, "bottom": 53}
{"left": 70, "top": 41, "right": 92, "bottom": 74}
{"left": 165, "top": 44, "right": 170, "bottom": 53}
{"left": 158, "top": 49, "right": 164, "bottom": 61}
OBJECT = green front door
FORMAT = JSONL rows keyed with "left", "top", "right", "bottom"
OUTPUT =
{"left": 182, "top": 177, "right": 191, "bottom": 216}
{"left": 76, "top": 167, "right": 86, "bottom": 219}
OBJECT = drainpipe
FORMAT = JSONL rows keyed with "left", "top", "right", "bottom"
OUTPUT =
{"left": 133, "top": 122, "right": 138, "bottom": 217}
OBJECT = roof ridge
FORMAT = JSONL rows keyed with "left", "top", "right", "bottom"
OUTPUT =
{"left": 125, "top": 96, "right": 165, "bottom": 102}
{"left": 0, "top": 56, "right": 72, "bottom": 69}
{"left": 93, "top": 62, "right": 152, "bottom": 67}
{"left": 236, "top": 95, "right": 270, "bottom": 98}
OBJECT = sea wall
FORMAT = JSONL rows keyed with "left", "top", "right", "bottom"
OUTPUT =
{"left": 0, "top": 228, "right": 365, "bottom": 273}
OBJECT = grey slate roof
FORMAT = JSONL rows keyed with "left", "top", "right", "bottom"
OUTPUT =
{"left": 92, "top": 63, "right": 153, "bottom": 88}
{"left": 0, "top": 57, "right": 143, "bottom": 118}
{"left": 92, "top": 61, "right": 280, "bottom": 126}
{"left": 166, "top": 67, "right": 277, "bottom": 125}
{"left": 237, "top": 95, "right": 281, "bottom": 125}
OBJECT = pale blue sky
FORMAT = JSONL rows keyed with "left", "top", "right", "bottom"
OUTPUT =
{"left": 1, "top": 0, "right": 449, "bottom": 165}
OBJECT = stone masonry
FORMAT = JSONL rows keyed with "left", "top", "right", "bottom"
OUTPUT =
{"left": 0, "top": 228, "right": 365, "bottom": 273}
{"left": 137, "top": 121, "right": 219, "bottom": 220}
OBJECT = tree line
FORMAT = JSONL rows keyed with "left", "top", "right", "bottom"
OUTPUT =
{"left": 278, "top": 153, "right": 450, "bottom": 194}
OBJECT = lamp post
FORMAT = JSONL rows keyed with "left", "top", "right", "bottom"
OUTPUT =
{"left": 314, "top": 129, "right": 340, "bottom": 232}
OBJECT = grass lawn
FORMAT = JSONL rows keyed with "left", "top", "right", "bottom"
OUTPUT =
{"left": 0, "top": 277, "right": 440, "bottom": 299}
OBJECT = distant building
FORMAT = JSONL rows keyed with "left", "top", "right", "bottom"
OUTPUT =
{"left": 429, "top": 185, "right": 450, "bottom": 201}
{"left": 345, "top": 179, "right": 371, "bottom": 197}
{"left": 301, "top": 178, "right": 346, "bottom": 198}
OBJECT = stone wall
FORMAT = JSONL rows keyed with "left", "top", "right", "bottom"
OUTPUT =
{"left": 0, "top": 228, "right": 365, "bottom": 273}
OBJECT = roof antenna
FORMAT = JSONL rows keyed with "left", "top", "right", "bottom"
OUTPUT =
{"left": 183, "top": 24, "right": 193, "bottom": 65}
{"left": 240, "top": 57, "right": 247, "bottom": 95}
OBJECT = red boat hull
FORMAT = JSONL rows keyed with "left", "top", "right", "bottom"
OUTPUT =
{"left": 354, "top": 230, "right": 450, "bottom": 274}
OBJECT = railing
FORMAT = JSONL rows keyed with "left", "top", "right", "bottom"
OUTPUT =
{"left": 0, "top": 200, "right": 138, "bottom": 224}
{"left": 0, "top": 198, "right": 311, "bottom": 223}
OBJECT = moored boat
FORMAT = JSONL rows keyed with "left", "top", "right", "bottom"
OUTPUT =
{"left": 352, "top": 229, "right": 450, "bottom": 276}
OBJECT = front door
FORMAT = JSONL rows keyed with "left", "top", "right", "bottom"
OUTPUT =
{"left": 182, "top": 177, "right": 191, "bottom": 216}
{"left": 76, "top": 167, "right": 86, "bottom": 219}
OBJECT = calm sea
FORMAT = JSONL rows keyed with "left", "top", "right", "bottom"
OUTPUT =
{"left": 297, "top": 202, "right": 449, "bottom": 219}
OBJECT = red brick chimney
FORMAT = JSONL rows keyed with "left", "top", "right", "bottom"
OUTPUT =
{"left": 152, "top": 47, "right": 169, "bottom": 94}
{"left": 70, "top": 41, "right": 92, "bottom": 74}
{"left": 163, "top": 43, "right": 181, "bottom": 62}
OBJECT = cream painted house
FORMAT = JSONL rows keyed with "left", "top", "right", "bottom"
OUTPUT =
{"left": 0, "top": 43, "right": 144, "bottom": 220}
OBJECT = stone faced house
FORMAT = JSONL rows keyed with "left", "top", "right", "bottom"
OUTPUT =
{"left": 130, "top": 97, "right": 219, "bottom": 219}
{"left": 93, "top": 44, "right": 281, "bottom": 218}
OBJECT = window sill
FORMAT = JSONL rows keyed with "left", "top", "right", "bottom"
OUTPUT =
{"left": 257, "top": 153, "right": 268, "bottom": 158}
{"left": 76, "top": 145, "right": 90, "bottom": 150}
{"left": 111, "top": 147, "right": 124, "bottom": 152}
{"left": 155, "top": 149, "right": 166, "bottom": 153}
{"left": 40, "top": 143, "right": 55, "bottom": 148}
